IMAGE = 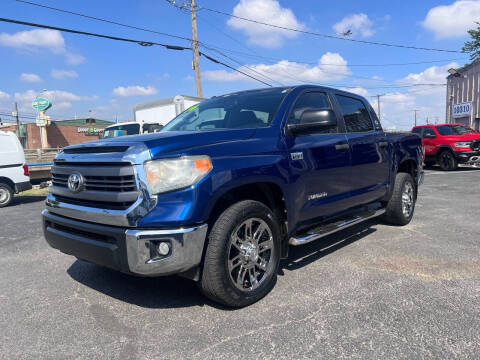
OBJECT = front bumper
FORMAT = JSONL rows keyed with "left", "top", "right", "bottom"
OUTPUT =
{"left": 42, "top": 210, "right": 208, "bottom": 276}
{"left": 15, "top": 181, "right": 32, "bottom": 193}
{"left": 454, "top": 150, "right": 480, "bottom": 163}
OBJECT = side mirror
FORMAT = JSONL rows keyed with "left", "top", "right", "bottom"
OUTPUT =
{"left": 423, "top": 133, "right": 436, "bottom": 139}
{"left": 287, "top": 109, "right": 337, "bottom": 135}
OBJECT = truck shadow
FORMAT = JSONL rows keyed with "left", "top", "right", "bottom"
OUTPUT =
{"left": 67, "top": 220, "right": 379, "bottom": 310}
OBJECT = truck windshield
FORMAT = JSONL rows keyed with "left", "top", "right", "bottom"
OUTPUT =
{"left": 436, "top": 125, "right": 476, "bottom": 135}
{"left": 104, "top": 124, "right": 140, "bottom": 138}
{"left": 162, "top": 88, "right": 290, "bottom": 132}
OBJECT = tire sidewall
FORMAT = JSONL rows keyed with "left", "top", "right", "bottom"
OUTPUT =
{"left": 212, "top": 202, "right": 281, "bottom": 306}
{"left": 0, "top": 183, "right": 13, "bottom": 208}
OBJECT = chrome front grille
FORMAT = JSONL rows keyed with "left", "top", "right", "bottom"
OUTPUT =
{"left": 50, "top": 162, "right": 139, "bottom": 210}
{"left": 52, "top": 173, "right": 136, "bottom": 192}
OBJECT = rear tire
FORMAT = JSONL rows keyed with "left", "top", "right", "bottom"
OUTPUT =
{"left": 200, "top": 200, "right": 281, "bottom": 308}
{"left": 0, "top": 183, "right": 13, "bottom": 208}
{"left": 437, "top": 149, "right": 458, "bottom": 171}
{"left": 383, "top": 173, "right": 416, "bottom": 226}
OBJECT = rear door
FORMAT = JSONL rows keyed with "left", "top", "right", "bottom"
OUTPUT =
{"left": 284, "top": 91, "right": 352, "bottom": 229}
{"left": 334, "top": 94, "right": 389, "bottom": 207}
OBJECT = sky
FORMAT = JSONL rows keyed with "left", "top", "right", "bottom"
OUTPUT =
{"left": 0, "top": 0, "right": 479, "bottom": 130}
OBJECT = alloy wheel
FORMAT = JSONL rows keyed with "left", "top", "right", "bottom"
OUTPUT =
{"left": 227, "top": 218, "right": 274, "bottom": 292}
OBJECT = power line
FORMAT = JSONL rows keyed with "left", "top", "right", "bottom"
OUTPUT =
{"left": 16, "top": 0, "right": 468, "bottom": 67}
{"left": 0, "top": 17, "right": 272, "bottom": 87}
{"left": 0, "top": 17, "right": 191, "bottom": 50}
{"left": 199, "top": 52, "right": 272, "bottom": 87}
{"left": 198, "top": 5, "right": 464, "bottom": 54}
{"left": 15, "top": 0, "right": 193, "bottom": 43}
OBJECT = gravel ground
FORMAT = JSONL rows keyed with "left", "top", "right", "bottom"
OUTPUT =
{"left": 1, "top": 168, "right": 479, "bottom": 359}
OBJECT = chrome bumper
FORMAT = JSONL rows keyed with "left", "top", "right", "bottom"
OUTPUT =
{"left": 43, "top": 210, "right": 208, "bottom": 276}
{"left": 125, "top": 225, "right": 208, "bottom": 276}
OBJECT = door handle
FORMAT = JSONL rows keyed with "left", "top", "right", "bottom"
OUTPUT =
{"left": 378, "top": 141, "right": 388, "bottom": 148}
{"left": 335, "top": 143, "right": 350, "bottom": 151}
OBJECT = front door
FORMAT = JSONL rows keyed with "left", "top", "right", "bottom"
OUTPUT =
{"left": 284, "top": 91, "right": 352, "bottom": 230}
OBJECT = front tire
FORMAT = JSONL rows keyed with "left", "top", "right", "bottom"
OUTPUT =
{"left": 200, "top": 200, "right": 281, "bottom": 308}
{"left": 0, "top": 183, "right": 13, "bottom": 208}
{"left": 383, "top": 173, "right": 416, "bottom": 226}
{"left": 438, "top": 150, "right": 458, "bottom": 171}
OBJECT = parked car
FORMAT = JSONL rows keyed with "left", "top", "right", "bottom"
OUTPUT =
{"left": 103, "top": 122, "right": 164, "bottom": 138}
{"left": 42, "top": 86, "right": 423, "bottom": 307}
{"left": 411, "top": 124, "right": 480, "bottom": 170}
{"left": 0, "top": 131, "right": 32, "bottom": 207}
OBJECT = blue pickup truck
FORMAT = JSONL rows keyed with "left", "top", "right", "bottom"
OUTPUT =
{"left": 43, "top": 86, "right": 423, "bottom": 307}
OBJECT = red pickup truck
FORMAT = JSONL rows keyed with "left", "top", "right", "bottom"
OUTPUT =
{"left": 411, "top": 124, "right": 480, "bottom": 170}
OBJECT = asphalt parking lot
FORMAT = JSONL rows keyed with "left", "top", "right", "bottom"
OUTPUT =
{"left": 1, "top": 168, "right": 480, "bottom": 359}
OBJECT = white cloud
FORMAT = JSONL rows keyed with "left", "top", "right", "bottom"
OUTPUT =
{"left": 0, "top": 90, "right": 10, "bottom": 100}
{"left": 422, "top": 0, "right": 480, "bottom": 38}
{"left": 362, "top": 63, "right": 458, "bottom": 130}
{"left": 204, "top": 52, "right": 350, "bottom": 84}
{"left": 340, "top": 86, "right": 369, "bottom": 97}
{"left": 65, "top": 53, "right": 86, "bottom": 65}
{"left": 20, "top": 73, "right": 42, "bottom": 83}
{"left": 227, "top": 0, "right": 305, "bottom": 48}
{"left": 333, "top": 13, "right": 374, "bottom": 37}
{"left": 0, "top": 29, "right": 85, "bottom": 64}
{"left": 51, "top": 69, "right": 79, "bottom": 80}
{"left": 112, "top": 85, "right": 158, "bottom": 97}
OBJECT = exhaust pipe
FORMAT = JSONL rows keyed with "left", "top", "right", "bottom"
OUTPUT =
{"left": 468, "top": 156, "right": 480, "bottom": 163}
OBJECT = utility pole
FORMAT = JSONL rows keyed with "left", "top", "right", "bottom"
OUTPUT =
{"left": 371, "top": 94, "right": 385, "bottom": 121}
{"left": 413, "top": 109, "right": 420, "bottom": 126}
{"left": 190, "top": 0, "right": 202, "bottom": 98}
{"left": 14, "top": 102, "right": 20, "bottom": 137}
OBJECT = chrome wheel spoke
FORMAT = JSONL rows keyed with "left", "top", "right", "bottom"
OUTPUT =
{"left": 258, "top": 238, "right": 273, "bottom": 253}
{"left": 228, "top": 255, "right": 242, "bottom": 271}
{"left": 236, "top": 265, "right": 247, "bottom": 287}
{"left": 253, "top": 223, "right": 266, "bottom": 243}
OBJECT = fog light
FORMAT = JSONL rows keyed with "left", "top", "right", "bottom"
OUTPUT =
{"left": 157, "top": 242, "right": 170, "bottom": 256}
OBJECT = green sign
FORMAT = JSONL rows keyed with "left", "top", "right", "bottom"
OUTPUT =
{"left": 32, "top": 97, "right": 52, "bottom": 111}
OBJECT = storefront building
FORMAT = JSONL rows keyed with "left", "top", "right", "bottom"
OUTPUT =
{"left": 446, "top": 59, "right": 480, "bottom": 130}
{"left": 0, "top": 118, "right": 114, "bottom": 149}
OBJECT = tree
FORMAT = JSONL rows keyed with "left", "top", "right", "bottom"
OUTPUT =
{"left": 462, "top": 22, "right": 480, "bottom": 61}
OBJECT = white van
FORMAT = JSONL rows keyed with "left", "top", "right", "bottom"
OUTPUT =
{"left": 0, "top": 131, "right": 32, "bottom": 207}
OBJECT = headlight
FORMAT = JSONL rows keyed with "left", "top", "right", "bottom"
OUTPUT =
{"left": 455, "top": 141, "right": 472, "bottom": 148}
{"left": 144, "top": 155, "right": 212, "bottom": 194}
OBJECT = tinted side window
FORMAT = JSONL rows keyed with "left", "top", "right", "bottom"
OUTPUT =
{"left": 336, "top": 95, "right": 374, "bottom": 133}
{"left": 288, "top": 92, "right": 335, "bottom": 133}
{"left": 412, "top": 127, "right": 423, "bottom": 135}
{"left": 423, "top": 127, "right": 436, "bottom": 138}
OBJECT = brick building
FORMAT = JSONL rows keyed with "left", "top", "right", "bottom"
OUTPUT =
{"left": 0, "top": 118, "right": 114, "bottom": 149}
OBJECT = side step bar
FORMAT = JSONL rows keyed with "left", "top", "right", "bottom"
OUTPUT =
{"left": 289, "top": 208, "right": 385, "bottom": 246}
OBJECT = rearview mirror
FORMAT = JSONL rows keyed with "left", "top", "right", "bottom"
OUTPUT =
{"left": 287, "top": 109, "right": 337, "bottom": 135}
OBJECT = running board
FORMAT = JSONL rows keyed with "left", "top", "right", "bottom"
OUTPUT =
{"left": 289, "top": 208, "right": 385, "bottom": 246}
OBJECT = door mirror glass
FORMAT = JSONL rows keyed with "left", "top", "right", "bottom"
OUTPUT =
{"left": 287, "top": 109, "right": 337, "bottom": 135}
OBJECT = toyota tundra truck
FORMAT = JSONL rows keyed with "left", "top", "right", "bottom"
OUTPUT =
{"left": 43, "top": 86, "right": 423, "bottom": 307}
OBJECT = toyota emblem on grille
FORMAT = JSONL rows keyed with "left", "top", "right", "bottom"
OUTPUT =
{"left": 67, "top": 172, "right": 85, "bottom": 192}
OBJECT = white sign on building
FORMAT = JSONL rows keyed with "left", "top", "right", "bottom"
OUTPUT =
{"left": 452, "top": 102, "right": 472, "bottom": 118}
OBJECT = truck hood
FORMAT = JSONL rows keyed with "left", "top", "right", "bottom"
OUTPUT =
{"left": 64, "top": 129, "right": 256, "bottom": 159}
